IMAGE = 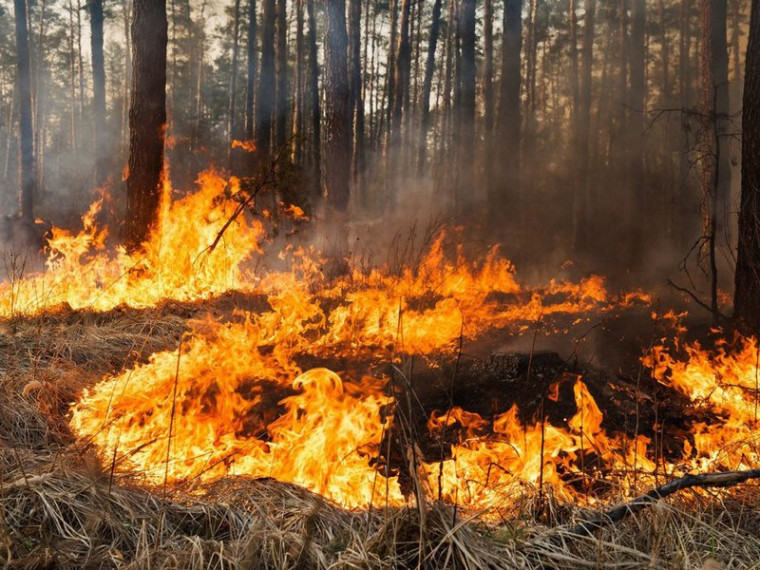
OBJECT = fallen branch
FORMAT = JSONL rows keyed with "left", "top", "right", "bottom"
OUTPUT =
{"left": 567, "top": 469, "right": 760, "bottom": 537}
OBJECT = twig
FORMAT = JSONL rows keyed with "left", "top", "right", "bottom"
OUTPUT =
{"left": 666, "top": 278, "right": 728, "bottom": 321}
{"left": 566, "top": 468, "right": 760, "bottom": 537}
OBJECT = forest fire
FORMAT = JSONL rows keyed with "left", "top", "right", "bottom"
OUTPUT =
{"left": 0, "top": 171, "right": 733, "bottom": 514}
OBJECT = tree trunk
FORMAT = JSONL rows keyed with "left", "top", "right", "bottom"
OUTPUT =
{"left": 627, "top": 0, "right": 645, "bottom": 259}
{"left": 493, "top": 0, "right": 522, "bottom": 216}
{"left": 348, "top": 0, "right": 364, "bottom": 184}
{"left": 734, "top": 0, "right": 760, "bottom": 328}
{"left": 306, "top": 0, "right": 321, "bottom": 204}
{"left": 68, "top": 0, "right": 77, "bottom": 149}
{"left": 699, "top": 0, "right": 720, "bottom": 322}
{"left": 122, "top": 0, "right": 132, "bottom": 155}
{"left": 274, "top": 0, "right": 288, "bottom": 149}
{"left": 323, "top": 0, "right": 351, "bottom": 217}
{"left": 14, "top": 0, "right": 36, "bottom": 221}
{"left": 572, "top": 0, "right": 595, "bottom": 249}
{"left": 125, "top": 0, "right": 168, "bottom": 251}
{"left": 90, "top": 0, "right": 108, "bottom": 186}
{"left": 392, "top": 0, "right": 411, "bottom": 142}
{"left": 245, "top": 0, "right": 257, "bottom": 141}
{"left": 482, "top": 0, "right": 494, "bottom": 171}
{"left": 458, "top": 0, "right": 476, "bottom": 186}
{"left": 417, "top": 0, "right": 443, "bottom": 172}
{"left": 525, "top": 0, "right": 539, "bottom": 130}
{"left": 228, "top": 0, "right": 242, "bottom": 150}
{"left": 256, "top": 0, "right": 275, "bottom": 158}
{"left": 711, "top": 0, "right": 731, "bottom": 234}
{"left": 292, "top": 0, "right": 303, "bottom": 162}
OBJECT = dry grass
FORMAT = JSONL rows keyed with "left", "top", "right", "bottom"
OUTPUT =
{"left": 0, "top": 304, "right": 759, "bottom": 568}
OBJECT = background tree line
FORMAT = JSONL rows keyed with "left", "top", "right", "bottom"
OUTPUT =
{"left": 0, "top": 0, "right": 754, "bottom": 297}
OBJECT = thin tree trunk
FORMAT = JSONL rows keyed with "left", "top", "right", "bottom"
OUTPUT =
{"left": 392, "top": 0, "right": 411, "bottom": 141}
{"left": 245, "top": 0, "right": 258, "bottom": 141}
{"left": 459, "top": 0, "right": 476, "bottom": 195}
{"left": 734, "top": 0, "right": 760, "bottom": 328}
{"left": 256, "top": 0, "right": 275, "bottom": 158}
{"left": 228, "top": 0, "right": 242, "bottom": 153}
{"left": 576, "top": 0, "right": 595, "bottom": 238}
{"left": 627, "top": 0, "right": 645, "bottom": 258}
{"left": 90, "top": 0, "right": 107, "bottom": 185}
{"left": 68, "top": 0, "right": 77, "bottom": 149}
{"left": 483, "top": 0, "right": 494, "bottom": 131}
{"left": 292, "top": 0, "right": 303, "bottom": 162}
{"left": 417, "top": 0, "right": 443, "bottom": 172}
{"left": 348, "top": 0, "right": 364, "bottom": 185}
{"left": 274, "top": 0, "right": 287, "bottom": 149}
{"left": 76, "top": 0, "right": 85, "bottom": 122}
{"left": 123, "top": 0, "right": 132, "bottom": 154}
{"left": 700, "top": 0, "right": 720, "bottom": 322}
{"left": 306, "top": 0, "right": 321, "bottom": 204}
{"left": 14, "top": 0, "right": 36, "bottom": 221}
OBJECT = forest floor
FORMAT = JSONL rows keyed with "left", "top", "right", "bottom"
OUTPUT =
{"left": 1, "top": 297, "right": 759, "bottom": 569}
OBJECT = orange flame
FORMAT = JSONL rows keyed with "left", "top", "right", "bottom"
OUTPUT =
{"left": 0, "top": 168, "right": 714, "bottom": 511}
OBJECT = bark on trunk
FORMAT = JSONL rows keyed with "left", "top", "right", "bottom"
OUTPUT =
{"left": 306, "top": 0, "right": 321, "bottom": 204}
{"left": 348, "top": 0, "right": 364, "bottom": 183}
{"left": 245, "top": 0, "right": 257, "bottom": 141}
{"left": 256, "top": 0, "right": 275, "bottom": 157}
{"left": 733, "top": 0, "right": 760, "bottom": 328}
{"left": 417, "top": 0, "right": 442, "bottom": 172}
{"left": 90, "top": 0, "right": 107, "bottom": 186}
{"left": 323, "top": 0, "right": 351, "bottom": 214}
{"left": 274, "top": 0, "right": 288, "bottom": 149}
{"left": 125, "top": 0, "right": 168, "bottom": 251}
{"left": 14, "top": 0, "right": 36, "bottom": 221}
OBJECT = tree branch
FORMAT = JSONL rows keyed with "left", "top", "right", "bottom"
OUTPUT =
{"left": 566, "top": 469, "right": 760, "bottom": 537}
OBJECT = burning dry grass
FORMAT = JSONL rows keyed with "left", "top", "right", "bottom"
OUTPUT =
{"left": 2, "top": 450, "right": 760, "bottom": 568}
{"left": 0, "top": 305, "right": 759, "bottom": 568}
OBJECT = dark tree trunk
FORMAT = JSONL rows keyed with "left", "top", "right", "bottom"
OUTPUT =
{"left": 627, "top": 0, "right": 645, "bottom": 260}
{"left": 417, "top": 0, "right": 442, "bottom": 173}
{"left": 392, "top": 0, "right": 411, "bottom": 141}
{"left": 228, "top": 0, "right": 242, "bottom": 148}
{"left": 493, "top": 0, "right": 522, "bottom": 216}
{"left": 323, "top": 0, "right": 351, "bottom": 215}
{"left": 274, "top": 0, "right": 288, "bottom": 149}
{"left": 348, "top": 0, "right": 364, "bottom": 183}
{"left": 699, "top": 0, "right": 727, "bottom": 322}
{"left": 734, "top": 0, "right": 760, "bottom": 328}
{"left": 572, "top": 0, "right": 595, "bottom": 249}
{"left": 125, "top": 0, "right": 168, "bottom": 251}
{"left": 14, "top": 0, "right": 36, "bottom": 221}
{"left": 459, "top": 0, "right": 475, "bottom": 144}
{"left": 483, "top": 0, "right": 494, "bottom": 129}
{"left": 256, "top": 0, "right": 275, "bottom": 157}
{"left": 245, "top": 0, "right": 257, "bottom": 141}
{"left": 711, "top": 0, "right": 731, "bottom": 231}
{"left": 306, "top": 0, "right": 321, "bottom": 204}
{"left": 292, "top": 0, "right": 304, "bottom": 163}
{"left": 90, "top": 0, "right": 107, "bottom": 186}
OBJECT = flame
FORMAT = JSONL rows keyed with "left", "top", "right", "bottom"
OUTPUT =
{"left": 643, "top": 334, "right": 760, "bottom": 472}
{"left": 0, "top": 171, "right": 265, "bottom": 315}
{"left": 0, "top": 168, "right": 700, "bottom": 511}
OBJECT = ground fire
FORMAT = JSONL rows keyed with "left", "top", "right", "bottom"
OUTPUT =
{"left": 2, "top": 171, "right": 756, "bottom": 518}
